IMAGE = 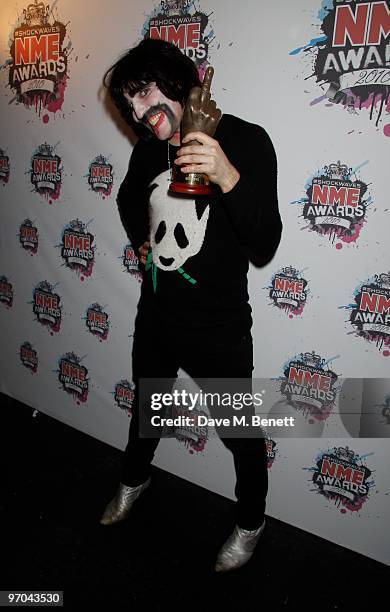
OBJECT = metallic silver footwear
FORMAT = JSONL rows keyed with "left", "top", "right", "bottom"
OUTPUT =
{"left": 100, "top": 478, "right": 151, "bottom": 525}
{"left": 215, "top": 520, "right": 265, "bottom": 572}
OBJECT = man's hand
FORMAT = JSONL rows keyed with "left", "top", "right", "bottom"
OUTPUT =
{"left": 175, "top": 132, "right": 240, "bottom": 193}
{"left": 138, "top": 240, "right": 150, "bottom": 265}
{"left": 176, "top": 66, "right": 239, "bottom": 193}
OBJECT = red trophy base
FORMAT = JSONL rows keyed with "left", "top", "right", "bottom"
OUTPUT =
{"left": 169, "top": 170, "right": 213, "bottom": 196}
{"left": 169, "top": 180, "right": 213, "bottom": 195}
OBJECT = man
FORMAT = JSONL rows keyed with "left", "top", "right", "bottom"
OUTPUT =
{"left": 101, "top": 38, "right": 282, "bottom": 572}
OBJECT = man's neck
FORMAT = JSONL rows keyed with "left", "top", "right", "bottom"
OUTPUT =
{"left": 168, "top": 130, "right": 181, "bottom": 146}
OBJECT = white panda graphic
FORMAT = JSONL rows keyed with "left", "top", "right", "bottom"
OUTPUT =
{"left": 149, "top": 170, "right": 210, "bottom": 271}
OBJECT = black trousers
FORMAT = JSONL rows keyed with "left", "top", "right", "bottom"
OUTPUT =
{"left": 121, "top": 307, "right": 268, "bottom": 530}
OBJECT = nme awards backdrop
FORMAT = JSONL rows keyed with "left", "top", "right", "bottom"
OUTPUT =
{"left": 1, "top": 0, "right": 389, "bottom": 565}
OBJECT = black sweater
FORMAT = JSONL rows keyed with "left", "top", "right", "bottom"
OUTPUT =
{"left": 117, "top": 114, "right": 282, "bottom": 330}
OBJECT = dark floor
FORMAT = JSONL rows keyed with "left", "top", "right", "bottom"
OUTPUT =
{"left": 1, "top": 392, "right": 388, "bottom": 610}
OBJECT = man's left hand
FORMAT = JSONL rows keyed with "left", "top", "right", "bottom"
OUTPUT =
{"left": 175, "top": 131, "right": 240, "bottom": 194}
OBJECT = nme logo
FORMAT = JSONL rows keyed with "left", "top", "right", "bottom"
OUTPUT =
{"left": 19, "top": 219, "right": 38, "bottom": 254}
{"left": 310, "top": 446, "right": 373, "bottom": 513}
{"left": 144, "top": 0, "right": 215, "bottom": 71}
{"left": 114, "top": 380, "right": 135, "bottom": 415}
{"left": 32, "top": 280, "right": 61, "bottom": 332}
{"left": 8, "top": 0, "right": 69, "bottom": 115}
{"left": 331, "top": 2, "right": 390, "bottom": 49}
{"left": 20, "top": 341, "right": 38, "bottom": 373}
{"left": 87, "top": 155, "right": 113, "bottom": 197}
{"left": 265, "top": 437, "right": 277, "bottom": 469}
{"left": 291, "top": 0, "right": 390, "bottom": 133}
{"left": 122, "top": 243, "right": 142, "bottom": 283}
{"left": 85, "top": 303, "right": 109, "bottom": 340}
{"left": 30, "top": 143, "right": 62, "bottom": 200}
{"left": 348, "top": 271, "right": 390, "bottom": 354}
{"left": 58, "top": 352, "right": 89, "bottom": 403}
{"left": 0, "top": 276, "right": 14, "bottom": 308}
{"left": 281, "top": 351, "right": 339, "bottom": 421}
{"left": 293, "top": 160, "right": 370, "bottom": 246}
{"left": 0, "top": 149, "right": 10, "bottom": 184}
{"left": 269, "top": 266, "right": 308, "bottom": 317}
{"left": 61, "top": 219, "right": 95, "bottom": 278}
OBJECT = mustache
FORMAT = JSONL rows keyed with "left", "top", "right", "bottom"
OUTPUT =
{"left": 142, "top": 103, "right": 176, "bottom": 125}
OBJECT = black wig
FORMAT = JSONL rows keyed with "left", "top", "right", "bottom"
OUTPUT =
{"left": 104, "top": 38, "right": 201, "bottom": 139}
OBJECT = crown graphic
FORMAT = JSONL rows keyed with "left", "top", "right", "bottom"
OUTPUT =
{"left": 375, "top": 272, "right": 390, "bottom": 289}
{"left": 22, "top": 219, "right": 33, "bottom": 227}
{"left": 333, "top": 446, "right": 355, "bottom": 463}
{"left": 0, "top": 275, "right": 8, "bottom": 284}
{"left": 117, "top": 379, "right": 134, "bottom": 390}
{"left": 93, "top": 155, "right": 107, "bottom": 165}
{"left": 324, "top": 161, "right": 350, "bottom": 179}
{"left": 21, "top": 341, "right": 33, "bottom": 350}
{"left": 89, "top": 303, "right": 102, "bottom": 312}
{"left": 300, "top": 351, "right": 325, "bottom": 369}
{"left": 23, "top": 0, "right": 49, "bottom": 26}
{"left": 63, "top": 351, "right": 80, "bottom": 364}
{"left": 161, "top": 0, "right": 189, "bottom": 16}
{"left": 37, "top": 143, "right": 53, "bottom": 157}
{"left": 68, "top": 219, "right": 85, "bottom": 233}
{"left": 282, "top": 266, "right": 298, "bottom": 278}
{"left": 0, "top": 149, "right": 5, "bottom": 157}
{"left": 37, "top": 280, "right": 53, "bottom": 293}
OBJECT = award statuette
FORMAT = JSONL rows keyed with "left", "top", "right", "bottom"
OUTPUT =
{"left": 169, "top": 66, "right": 222, "bottom": 195}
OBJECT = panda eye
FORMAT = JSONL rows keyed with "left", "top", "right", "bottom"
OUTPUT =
{"left": 174, "top": 223, "right": 189, "bottom": 248}
{"left": 155, "top": 221, "right": 166, "bottom": 244}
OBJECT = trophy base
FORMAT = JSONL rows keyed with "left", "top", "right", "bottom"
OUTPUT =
{"left": 169, "top": 180, "right": 213, "bottom": 195}
{"left": 169, "top": 170, "right": 213, "bottom": 196}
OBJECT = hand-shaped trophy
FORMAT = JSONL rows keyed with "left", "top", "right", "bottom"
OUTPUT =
{"left": 169, "top": 66, "right": 222, "bottom": 195}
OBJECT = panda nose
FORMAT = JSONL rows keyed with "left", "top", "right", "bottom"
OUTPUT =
{"left": 159, "top": 256, "right": 174, "bottom": 267}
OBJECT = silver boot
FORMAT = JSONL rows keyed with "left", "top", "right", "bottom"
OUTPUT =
{"left": 100, "top": 478, "right": 151, "bottom": 525}
{"left": 215, "top": 520, "right": 265, "bottom": 572}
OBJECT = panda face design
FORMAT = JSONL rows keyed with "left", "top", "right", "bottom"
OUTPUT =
{"left": 149, "top": 170, "right": 210, "bottom": 271}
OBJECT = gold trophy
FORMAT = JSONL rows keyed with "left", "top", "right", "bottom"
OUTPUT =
{"left": 169, "top": 66, "right": 222, "bottom": 195}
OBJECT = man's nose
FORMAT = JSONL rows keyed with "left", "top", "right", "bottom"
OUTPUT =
{"left": 132, "top": 99, "right": 147, "bottom": 122}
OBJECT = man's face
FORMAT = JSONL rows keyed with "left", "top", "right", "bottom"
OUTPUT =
{"left": 124, "top": 82, "right": 183, "bottom": 141}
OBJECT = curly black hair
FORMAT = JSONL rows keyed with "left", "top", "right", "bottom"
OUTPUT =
{"left": 104, "top": 38, "right": 201, "bottom": 139}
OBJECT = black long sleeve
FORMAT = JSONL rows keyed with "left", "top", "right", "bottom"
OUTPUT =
{"left": 215, "top": 115, "right": 282, "bottom": 266}
{"left": 115, "top": 114, "right": 282, "bottom": 329}
{"left": 116, "top": 139, "right": 151, "bottom": 252}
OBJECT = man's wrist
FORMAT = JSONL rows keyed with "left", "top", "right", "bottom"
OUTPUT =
{"left": 220, "top": 168, "right": 240, "bottom": 194}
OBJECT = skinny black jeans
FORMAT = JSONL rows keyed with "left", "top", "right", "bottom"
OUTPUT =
{"left": 121, "top": 308, "right": 268, "bottom": 530}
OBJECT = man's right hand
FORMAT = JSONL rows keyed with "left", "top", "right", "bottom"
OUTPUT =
{"left": 138, "top": 241, "right": 150, "bottom": 265}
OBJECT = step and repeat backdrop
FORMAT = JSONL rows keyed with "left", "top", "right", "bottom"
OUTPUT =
{"left": 1, "top": 0, "right": 389, "bottom": 564}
